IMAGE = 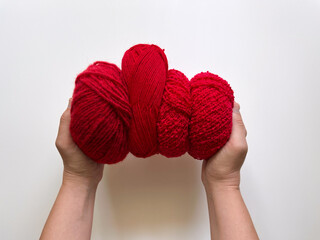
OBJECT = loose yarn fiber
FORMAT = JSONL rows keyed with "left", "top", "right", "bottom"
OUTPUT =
{"left": 70, "top": 44, "right": 234, "bottom": 164}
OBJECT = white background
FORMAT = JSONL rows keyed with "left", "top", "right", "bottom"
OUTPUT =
{"left": 1, "top": 0, "right": 319, "bottom": 239}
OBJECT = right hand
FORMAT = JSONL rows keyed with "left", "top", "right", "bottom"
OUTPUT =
{"left": 55, "top": 98, "right": 104, "bottom": 188}
{"left": 201, "top": 101, "right": 248, "bottom": 190}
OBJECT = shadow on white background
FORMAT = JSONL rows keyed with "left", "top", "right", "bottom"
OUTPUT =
{"left": 95, "top": 153, "right": 201, "bottom": 238}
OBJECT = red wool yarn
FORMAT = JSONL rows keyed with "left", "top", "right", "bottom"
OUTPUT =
{"left": 157, "top": 69, "right": 191, "bottom": 157}
{"left": 69, "top": 43, "right": 234, "bottom": 164}
{"left": 70, "top": 61, "right": 131, "bottom": 164}
{"left": 189, "top": 72, "right": 234, "bottom": 160}
{"left": 122, "top": 44, "right": 168, "bottom": 158}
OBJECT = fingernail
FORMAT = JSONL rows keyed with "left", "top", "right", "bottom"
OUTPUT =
{"left": 67, "top": 98, "right": 72, "bottom": 109}
{"left": 233, "top": 102, "right": 240, "bottom": 113}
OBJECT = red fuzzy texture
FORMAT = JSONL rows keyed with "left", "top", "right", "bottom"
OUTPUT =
{"left": 122, "top": 44, "right": 168, "bottom": 158}
{"left": 188, "top": 72, "right": 234, "bottom": 160}
{"left": 157, "top": 69, "right": 191, "bottom": 157}
{"left": 70, "top": 61, "right": 131, "bottom": 164}
{"left": 69, "top": 44, "right": 234, "bottom": 164}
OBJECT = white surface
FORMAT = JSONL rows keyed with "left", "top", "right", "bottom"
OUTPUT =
{"left": 1, "top": 0, "right": 320, "bottom": 239}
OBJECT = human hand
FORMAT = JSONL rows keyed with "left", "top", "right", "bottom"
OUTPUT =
{"left": 201, "top": 101, "right": 248, "bottom": 190}
{"left": 55, "top": 98, "right": 104, "bottom": 187}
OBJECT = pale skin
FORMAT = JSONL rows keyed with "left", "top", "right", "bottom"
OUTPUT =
{"left": 40, "top": 98, "right": 258, "bottom": 240}
{"left": 40, "top": 98, "right": 104, "bottom": 240}
{"left": 202, "top": 102, "right": 259, "bottom": 240}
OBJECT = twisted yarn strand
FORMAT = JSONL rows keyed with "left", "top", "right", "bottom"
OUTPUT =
{"left": 189, "top": 72, "right": 234, "bottom": 160}
{"left": 70, "top": 61, "right": 131, "bottom": 164}
{"left": 122, "top": 44, "right": 168, "bottom": 157}
{"left": 157, "top": 69, "right": 191, "bottom": 157}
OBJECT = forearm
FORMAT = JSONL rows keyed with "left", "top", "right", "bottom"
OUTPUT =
{"left": 205, "top": 183, "right": 259, "bottom": 240}
{"left": 40, "top": 174, "right": 98, "bottom": 240}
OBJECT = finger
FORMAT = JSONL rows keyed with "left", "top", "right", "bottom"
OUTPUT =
{"left": 67, "top": 97, "right": 72, "bottom": 109}
{"left": 230, "top": 101, "right": 247, "bottom": 140}
{"left": 56, "top": 98, "right": 74, "bottom": 147}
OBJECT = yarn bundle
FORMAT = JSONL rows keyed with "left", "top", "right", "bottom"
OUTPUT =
{"left": 70, "top": 44, "right": 234, "bottom": 164}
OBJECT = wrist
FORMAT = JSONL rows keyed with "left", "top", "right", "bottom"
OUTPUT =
{"left": 202, "top": 171, "right": 241, "bottom": 193}
{"left": 204, "top": 181, "right": 240, "bottom": 194}
{"left": 204, "top": 182, "right": 241, "bottom": 204}
{"left": 62, "top": 170, "right": 100, "bottom": 190}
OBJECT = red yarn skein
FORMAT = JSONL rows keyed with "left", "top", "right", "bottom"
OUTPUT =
{"left": 70, "top": 61, "right": 131, "bottom": 164}
{"left": 122, "top": 44, "right": 168, "bottom": 158}
{"left": 157, "top": 69, "right": 191, "bottom": 157}
{"left": 70, "top": 44, "right": 235, "bottom": 164}
{"left": 188, "top": 72, "right": 234, "bottom": 160}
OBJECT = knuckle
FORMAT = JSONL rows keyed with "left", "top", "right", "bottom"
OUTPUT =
{"left": 234, "top": 115, "right": 247, "bottom": 134}
{"left": 60, "top": 111, "right": 70, "bottom": 122}
{"left": 55, "top": 138, "right": 62, "bottom": 150}
{"left": 55, "top": 138, "right": 67, "bottom": 152}
{"left": 230, "top": 139, "right": 248, "bottom": 154}
{"left": 236, "top": 117, "right": 244, "bottom": 126}
{"left": 239, "top": 142, "right": 248, "bottom": 154}
{"left": 59, "top": 115, "right": 65, "bottom": 124}
{"left": 235, "top": 113, "right": 244, "bottom": 125}
{"left": 234, "top": 102, "right": 240, "bottom": 110}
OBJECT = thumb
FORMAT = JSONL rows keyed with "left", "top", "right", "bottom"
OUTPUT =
{"left": 56, "top": 98, "right": 74, "bottom": 148}
{"left": 230, "top": 101, "right": 247, "bottom": 140}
